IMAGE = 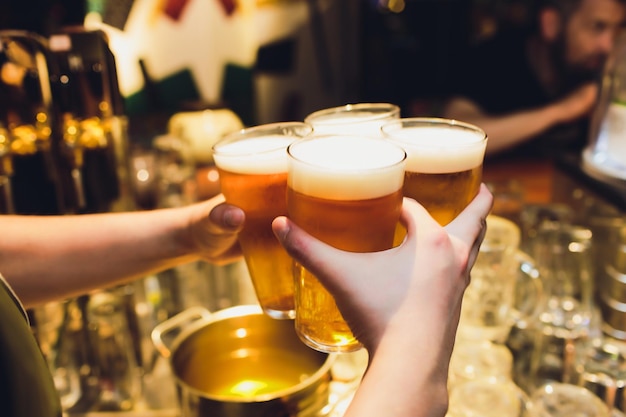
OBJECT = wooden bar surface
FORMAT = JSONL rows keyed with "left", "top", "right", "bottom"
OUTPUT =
{"left": 483, "top": 157, "right": 554, "bottom": 205}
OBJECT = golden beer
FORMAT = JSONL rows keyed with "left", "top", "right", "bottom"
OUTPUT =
{"left": 213, "top": 122, "right": 312, "bottom": 319}
{"left": 287, "top": 135, "right": 406, "bottom": 352}
{"left": 304, "top": 103, "right": 400, "bottom": 137}
{"left": 382, "top": 118, "right": 487, "bottom": 226}
{"left": 403, "top": 167, "right": 482, "bottom": 226}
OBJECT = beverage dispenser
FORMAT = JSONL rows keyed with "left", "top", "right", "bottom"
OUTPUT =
{"left": 583, "top": 32, "right": 626, "bottom": 190}
{"left": 48, "top": 27, "right": 133, "bottom": 213}
{"left": 0, "top": 30, "right": 73, "bottom": 214}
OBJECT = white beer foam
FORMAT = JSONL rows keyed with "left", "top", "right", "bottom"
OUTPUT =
{"left": 288, "top": 136, "right": 406, "bottom": 200}
{"left": 213, "top": 135, "right": 293, "bottom": 175}
{"left": 308, "top": 114, "right": 394, "bottom": 137}
{"left": 389, "top": 126, "right": 486, "bottom": 173}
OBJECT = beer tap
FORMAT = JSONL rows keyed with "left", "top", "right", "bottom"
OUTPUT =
{"left": 49, "top": 28, "right": 131, "bottom": 214}
{"left": 0, "top": 30, "right": 71, "bottom": 214}
{"left": 0, "top": 123, "right": 14, "bottom": 213}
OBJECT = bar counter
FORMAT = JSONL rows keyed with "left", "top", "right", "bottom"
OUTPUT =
{"left": 483, "top": 152, "right": 626, "bottom": 217}
{"left": 483, "top": 156, "right": 555, "bottom": 205}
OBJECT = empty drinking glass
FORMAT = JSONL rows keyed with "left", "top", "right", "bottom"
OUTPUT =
{"left": 447, "top": 378, "right": 533, "bottom": 417}
{"left": 448, "top": 339, "right": 514, "bottom": 391}
{"left": 457, "top": 215, "right": 542, "bottom": 344}
{"left": 530, "top": 222, "right": 596, "bottom": 337}
{"left": 524, "top": 222, "right": 599, "bottom": 391}
{"left": 529, "top": 382, "right": 611, "bottom": 417}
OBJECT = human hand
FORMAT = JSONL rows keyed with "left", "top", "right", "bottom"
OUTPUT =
{"left": 272, "top": 184, "right": 493, "bottom": 355}
{"left": 554, "top": 82, "right": 599, "bottom": 123}
{"left": 188, "top": 194, "right": 244, "bottom": 265}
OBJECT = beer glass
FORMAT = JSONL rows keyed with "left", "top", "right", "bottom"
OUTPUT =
{"left": 212, "top": 122, "right": 313, "bottom": 319}
{"left": 572, "top": 335, "right": 626, "bottom": 412}
{"left": 287, "top": 134, "right": 406, "bottom": 353}
{"left": 524, "top": 222, "right": 597, "bottom": 391}
{"left": 529, "top": 222, "right": 596, "bottom": 337}
{"left": 448, "top": 340, "right": 514, "bottom": 391}
{"left": 529, "top": 382, "right": 611, "bottom": 417}
{"left": 447, "top": 378, "right": 532, "bottom": 417}
{"left": 457, "top": 215, "right": 542, "bottom": 344}
{"left": 304, "top": 103, "right": 400, "bottom": 137}
{"left": 381, "top": 117, "right": 487, "bottom": 226}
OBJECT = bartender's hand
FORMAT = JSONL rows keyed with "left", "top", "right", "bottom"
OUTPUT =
{"left": 188, "top": 194, "right": 244, "bottom": 265}
{"left": 552, "top": 82, "right": 598, "bottom": 124}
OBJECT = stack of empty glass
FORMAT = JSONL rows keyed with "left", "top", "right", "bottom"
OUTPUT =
{"left": 450, "top": 215, "right": 539, "bottom": 404}
{"left": 522, "top": 222, "right": 598, "bottom": 392}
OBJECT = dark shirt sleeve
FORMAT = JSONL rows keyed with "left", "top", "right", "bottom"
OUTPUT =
{"left": 0, "top": 274, "right": 62, "bottom": 417}
{"left": 449, "top": 29, "right": 548, "bottom": 115}
{"left": 447, "top": 29, "right": 589, "bottom": 158}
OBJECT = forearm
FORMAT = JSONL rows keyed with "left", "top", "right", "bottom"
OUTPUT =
{"left": 443, "top": 99, "right": 562, "bottom": 156}
{"left": 466, "top": 107, "right": 562, "bottom": 156}
{"left": 0, "top": 206, "right": 198, "bottom": 307}
{"left": 345, "top": 318, "right": 450, "bottom": 417}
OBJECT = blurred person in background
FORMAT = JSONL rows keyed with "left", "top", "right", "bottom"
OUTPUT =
{"left": 443, "top": 0, "right": 626, "bottom": 159}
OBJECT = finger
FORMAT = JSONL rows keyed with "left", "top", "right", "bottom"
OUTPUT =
{"left": 445, "top": 184, "right": 493, "bottom": 245}
{"left": 400, "top": 197, "right": 441, "bottom": 238}
{"left": 209, "top": 202, "right": 245, "bottom": 232}
{"left": 272, "top": 216, "right": 361, "bottom": 296}
{"left": 189, "top": 196, "right": 245, "bottom": 264}
{"left": 445, "top": 184, "right": 492, "bottom": 269}
{"left": 466, "top": 218, "right": 487, "bottom": 271}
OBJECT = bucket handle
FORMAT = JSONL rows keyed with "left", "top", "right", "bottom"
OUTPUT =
{"left": 151, "top": 306, "right": 213, "bottom": 358}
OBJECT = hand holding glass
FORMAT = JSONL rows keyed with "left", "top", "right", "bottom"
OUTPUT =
{"left": 212, "top": 122, "right": 312, "bottom": 319}
{"left": 286, "top": 135, "right": 406, "bottom": 353}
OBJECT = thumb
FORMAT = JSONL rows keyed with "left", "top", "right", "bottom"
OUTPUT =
{"left": 208, "top": 202, "right": 245, "bottom": 233}
{"left": 272, "top": 216, "right": 359, "bottom": 297}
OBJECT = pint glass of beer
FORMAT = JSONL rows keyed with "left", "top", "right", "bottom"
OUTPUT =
{"left": 287, "top": 135, "right": 406, "bottom": 352}
{"left": 212, "top": 122, "right": 313, "bottom": 319}
{"left": 304, "top": 103, "right": 400, "bottom": 137}
{"left": 381, "top": 118, "right": 487, "bottom": 226}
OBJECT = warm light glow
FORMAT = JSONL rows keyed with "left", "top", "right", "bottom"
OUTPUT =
{"left": 379, "top": 0, "right": 405, "bottom": 13}
{"left": 66, "top": 125, "right": 78, "bottom": 136}
{"left": 0, "top": 61, "right": 26, "bottom": 87}
{"left": 235, "top": 328, "right": 248, "bottom": 338}
{"left": 0, "top": 130, "right": 8, "bottom": 153}
{"left": 136, "top": 169, "right": 150, "bottom": 182}
{"left": 229, "top": 380, "right": 268, "bottom": 397}
{"left": 207, "top": 168, "right": 220, "bottom": 183}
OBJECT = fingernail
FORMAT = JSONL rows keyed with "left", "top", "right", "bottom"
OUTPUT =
{"left": 224, "top": 208, "right": 244, "bottom": 228}
{"left": 273, "top": 217, "right": 290, "bottom": 240}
